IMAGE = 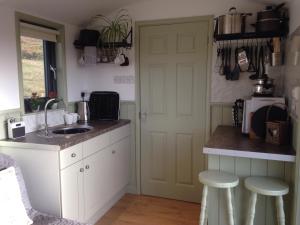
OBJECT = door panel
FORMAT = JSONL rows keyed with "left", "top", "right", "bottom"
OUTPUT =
{"left": 140, "top": 19, "right": 209, "bottom": 202}
{"left": 176, "top": 63, "right": 194, "bottom": 116}
{"left": 149, "top": 65, "right": 167, "bottom": 115}
{"left": 176, "top": 133, "right": 194, "bottom": 185}
{"left": 150, "top": 132, "right": 168, "bottom": 182}
{"left": 176, "top": 33, "right": 197, "bottom": 53}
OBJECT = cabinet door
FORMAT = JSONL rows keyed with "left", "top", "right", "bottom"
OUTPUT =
{"left": 111, "top": 136, "right": 131, "bottom": 195}
{"left": 83, "top": 147, "right": 113, "bottom": 221}
{"left": 60, "top": 161, "right": 84, "bottom": 222}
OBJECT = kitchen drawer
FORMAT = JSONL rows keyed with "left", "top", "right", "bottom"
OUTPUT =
{"left": 60, "top": 144, "right": 83, "bottom": 170}
{"left": 83, "top": 132, "right": 110, "bottom": 158}
{"left": 110, "top": 124, "right": 130, "bottom": 144}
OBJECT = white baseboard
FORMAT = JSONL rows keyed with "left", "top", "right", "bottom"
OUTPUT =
{"left": 87, "top": 187, "right": 127, "bottom": 225}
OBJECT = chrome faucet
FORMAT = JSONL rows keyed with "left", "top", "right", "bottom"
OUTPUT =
{"left": 44, "top": 98, "right": 66, "bottom": 136}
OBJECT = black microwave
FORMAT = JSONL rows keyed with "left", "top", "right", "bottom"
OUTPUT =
{"left": 89, "top": 91, "right": 120, "bottom": 121}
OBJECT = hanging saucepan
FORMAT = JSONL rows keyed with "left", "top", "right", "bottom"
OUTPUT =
{"left": 255, "top": 3, "right": 285, "bottom": 33}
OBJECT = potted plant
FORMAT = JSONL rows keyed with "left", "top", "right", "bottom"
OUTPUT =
{"left": 89, "top": 9, "right": 132, "bottom": 61}
{"left": 30, "top": 92, "right": 42, "bottom": 112}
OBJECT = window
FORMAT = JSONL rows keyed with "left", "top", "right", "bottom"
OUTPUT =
{"left": 19, "top": 21, "right": 59, "bottom": 113}
{"left": 21, "top": 36, "right": 46, "bottom": 98}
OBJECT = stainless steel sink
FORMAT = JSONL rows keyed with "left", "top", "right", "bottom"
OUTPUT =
{"left": 52, "top": 126, "right": 93, "bottom": 135}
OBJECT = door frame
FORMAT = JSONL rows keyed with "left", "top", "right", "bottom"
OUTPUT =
{"left": 134, "top": 16, "right": 214, "bottom": 194}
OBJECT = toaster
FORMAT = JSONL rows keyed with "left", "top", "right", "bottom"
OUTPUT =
{"left": 7, "top": 118, "right": 26, "bottom": 139}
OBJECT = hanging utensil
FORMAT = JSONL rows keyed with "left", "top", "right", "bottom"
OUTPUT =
{"left": 225, "top": 46, "right": 232, "bottom": 80}
{"left": 231, "top": 47, "right": 240, "bottom": 80}
{"left": 249, "top": 42, "right": 260, "bottom": 80}
{"left": 219, "top": 47, "right": 225, "bottom": 75}
{"left": 247, "top": 44, "right": 256, "bottom": 72}
{"left": 259, "top": 45, "right": 267, "bottom": 79}
{"left": 237, "top": 47, "right": 249, "bottom": 72}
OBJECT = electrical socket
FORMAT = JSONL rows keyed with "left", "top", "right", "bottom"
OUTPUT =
{"left": 113, "top": 75, "right": 134, "bottom": 84}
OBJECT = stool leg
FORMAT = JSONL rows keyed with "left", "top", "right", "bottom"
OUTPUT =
{"left": 199, "top": 185, "right": 208, "bottom": 225}
{"left": 246, "top": 192, "right": 257, "bottom": 225}
{"left": 276, "top": 196, "right": 285, "bottom": 225}
{"left": 226, "top": 188, "right": 235, "bottom": 225}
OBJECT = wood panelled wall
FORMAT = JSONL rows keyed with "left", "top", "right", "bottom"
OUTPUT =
{"left": 209, "top": 103, "right": 295, "bottom": 225}
{"left": 120, "top": 101, "right": 137, "bottom": 194}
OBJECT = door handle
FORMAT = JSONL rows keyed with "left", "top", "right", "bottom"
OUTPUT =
{"left": 79, "top": 168, "right": 84, "bottom": 172}
{"left": 85, "top": 165, "right": 90, "bottom": 170}
{"left": 140, "top": 112, "right": 147, "bottom": 122}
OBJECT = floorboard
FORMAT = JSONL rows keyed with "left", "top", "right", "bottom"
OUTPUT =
{"left": 95, "top": 194, "right": 200, "bottom": 225}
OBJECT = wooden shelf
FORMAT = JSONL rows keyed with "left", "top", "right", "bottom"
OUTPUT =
{"left": 214, "top": 31, "right": 287, "bottom": 41}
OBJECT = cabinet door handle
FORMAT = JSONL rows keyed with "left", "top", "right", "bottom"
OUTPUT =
{"left": 71, "top": 153, "right": 76, "bottom": 158}
{"left": 79, "top": 168, "right": 84, "bottom": 172}
{"left": 112, "top": 150, "right": 116, "bottom": 154}
{"left": 85, "top": 165, "right": 90, "bottom": 170}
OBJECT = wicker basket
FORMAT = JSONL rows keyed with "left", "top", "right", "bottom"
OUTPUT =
{"left": 99, "top": 48, "right": 118, "bottom": 63}
{"left": 265, "top": 103, "right": 289, "bottom": 145}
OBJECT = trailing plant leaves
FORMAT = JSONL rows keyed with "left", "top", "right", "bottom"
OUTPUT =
{"left": 89, "top": 9, "right": 132, "bottom": 48}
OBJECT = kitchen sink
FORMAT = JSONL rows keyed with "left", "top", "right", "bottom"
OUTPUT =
{"left": 52, "top": 126, "right": 93, "bottom": 135}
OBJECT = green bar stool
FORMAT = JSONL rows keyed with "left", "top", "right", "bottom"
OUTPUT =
{"left": 245, "top": 177, "right": 289, "bottom": 225}
{"left": 198, "top": 170, "right": 239, "bottom": 225}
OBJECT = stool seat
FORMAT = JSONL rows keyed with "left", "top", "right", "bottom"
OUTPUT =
{"left": 199, "top": 170, "right": 239, "bottom": 188}
{"left": 245, "top": 177, "right": 289, "bottom": 196}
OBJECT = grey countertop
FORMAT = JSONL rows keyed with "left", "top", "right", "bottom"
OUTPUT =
{"left": 0, "top": 119, "right": 130, "bottom": 150}
{"left": 204, "top": 126, "right": 296, "bottom": 162}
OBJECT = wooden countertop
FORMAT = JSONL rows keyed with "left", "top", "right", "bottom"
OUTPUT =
{"left": 203, "top": 126, "right": 296, "bottom": 162}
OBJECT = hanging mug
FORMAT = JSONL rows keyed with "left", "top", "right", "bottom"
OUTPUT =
{"left": 120, "top": 53, "right": 129, "bottom": 66}
{"left": 114, "top": 53, "right": 125, "bottom": 65}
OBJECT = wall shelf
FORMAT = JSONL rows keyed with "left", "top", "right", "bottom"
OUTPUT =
{"left": 214, "top": 31, "right": 287, "bottom": 42}
{"left": 74, "top": 28, "right": 133, "bottom": 49}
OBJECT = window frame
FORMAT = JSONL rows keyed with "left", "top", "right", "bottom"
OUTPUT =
{"left": 15, "top": 12, "right": 68, "bottom": 114}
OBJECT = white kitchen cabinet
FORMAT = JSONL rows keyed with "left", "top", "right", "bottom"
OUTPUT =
{"left": 0, "top": 124, "right": 131, "bottom": 224}
{"left": 82, "top": 135, "right": 130, "bottom": 222}
{"left": 83, "top": 145, "right": 113, "bottom": 221}
{"left": 61, "top": 160, "right": 85, "bottom": 222}
{"left": 110, "top": 137, "right": 130, "bottom": 196}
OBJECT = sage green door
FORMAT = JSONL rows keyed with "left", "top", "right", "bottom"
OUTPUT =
{"left": 140, "top": 18, "right": 210, "bottom": 203}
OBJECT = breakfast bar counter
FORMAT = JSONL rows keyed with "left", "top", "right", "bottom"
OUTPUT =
{"left": 204, "top": 126, "right": 296, "bottom": 162}
{"left": 203, "top": 126, "right": 295, "bottom": 225}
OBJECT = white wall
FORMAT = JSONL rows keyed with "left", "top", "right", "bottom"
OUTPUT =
{"left": 65, "top": 25, "right": 90, "bottom": 102}
{"left": 0, "top": 6, "right": 20, "bottom": 111}
{"left": 66, "top": 46, "right": 135, "bottom": 102}
{"left": 72, "top": 0, "right": 266, "bottom": 103}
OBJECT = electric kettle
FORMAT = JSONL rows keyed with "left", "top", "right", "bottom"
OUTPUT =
{"left": 77, "top": 101, "right": 90, "bottom": 122}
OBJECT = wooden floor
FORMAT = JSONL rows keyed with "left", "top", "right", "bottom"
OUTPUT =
{"left": 95, "top": 194, "right": 200, "bottom": 225}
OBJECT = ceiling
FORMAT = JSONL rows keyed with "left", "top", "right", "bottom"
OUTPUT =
{"left": 1, "top": 0, "right": 142, "bottom": 25}
{"left": 0, "top": 0, "right": 292, "bottom": 26}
